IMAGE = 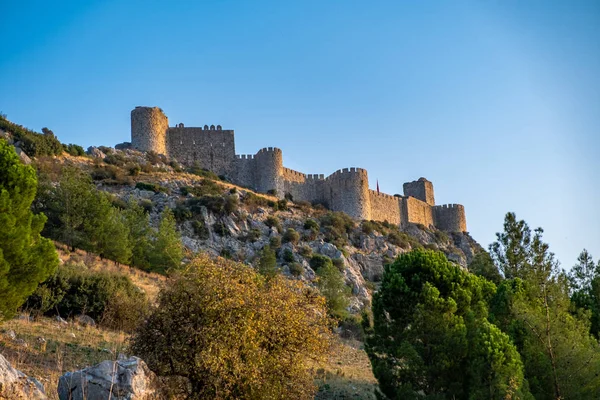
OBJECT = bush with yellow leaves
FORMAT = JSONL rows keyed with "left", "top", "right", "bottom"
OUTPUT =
{"left": 130, "top": 254, "right": 333, "bottom": 399}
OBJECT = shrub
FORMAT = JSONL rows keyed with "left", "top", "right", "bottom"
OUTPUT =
{"left": 277, "top": 199, "right": 288, "bottom": 211}
{"left": 173, "top": 204, "right": 193, "bottom": 222}
{"left": 242, "top": 192, "right": 270, "bottom": 209}
{"left": 434, "top": 229, "right": 450, "bottom": 244}
{"left": 265, "top": 216, "right": 282, "bottom": 232}
{"left": 181, "top": 180, "right": 222, "bottom": 197}
{"left": 282, "top": 249, "right": 295, "bottom": 263}
{"left": 220, "top": 248, "right": 233, "bottom": 259}
{"left": 320, "top": 212, "right": 355, "bottom": 247}
{"left": 267, "top": 189, "right": 277, "bottom": 196}
{"left": 213, "top": 221, "right": 229, "bottom": 237}
{"left": 269, "top": 236, "right": 282, "bottom": 249}
{"left": 63, "top": 143, "right": 85, "bottom": 157}
{"left": 284, "top": 192, "right": 293, "bottom": 201}
{"left": 104, "top": 152, "right": 127, "bottom": 167}
{"left": 304, "top": 219, "right": 319, "bottom": 231}
{"left": 332, "top": 257, "right": 345, "bottom": 272}
{"left": 299, "top": 245, "right": 312, "bottom": 258}
{"left": 188, "top": 163, "right": 220, "bottom": 180}
{"left": 362, "top": 220, "right": 379, "bottom": 235}
{"left": 191, "top": 220, "right": 210, "bottom": 240}
{"left": 130, "top": 255, "right": 332, "bottom": 399}
{"left": 244, "top": 228, "right": 261, "bottom": 242}
{"left": 135, "top": 182, "right": 168, "bottom": 194}
{"left": 289, "top": 262, "right": 303, "bottom": 277}
{"left": 224, "top": 194, "right": 239, "bottom": 214}
{"left": 139, "top": 199, "right": 153, "bottom": 213}
{"left": 25, "top": 263, "right": 147, "bottom": 331}
{"left": 310, "top": 254, "right": 332, "bottom": 272}
{"left": 282, "top": 228, "right": 300, "bottom": 244}
{"left": 128, "top": 163, "right": 142, "bottom": 176}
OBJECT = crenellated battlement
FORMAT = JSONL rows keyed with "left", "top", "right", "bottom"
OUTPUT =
{"left": 326, "top": 167, "right": 368, "bottom": 181}
{"left": 129, "top": 106, "right": 467, "bottom": 232}
{"left": 235, "top": 154, "right": 255, "bottom": 160}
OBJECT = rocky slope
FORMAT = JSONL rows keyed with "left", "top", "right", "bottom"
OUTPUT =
{"left": 71, "top": 147, "right": 483, "bottom": 311}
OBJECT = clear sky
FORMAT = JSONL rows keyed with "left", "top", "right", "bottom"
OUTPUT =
{"left": 2, "top": 0, "right": 598, "bottom": 269}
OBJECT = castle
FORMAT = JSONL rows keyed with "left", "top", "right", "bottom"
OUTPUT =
{"left": 130, "top": 106, "right": 467, "bottom": 232}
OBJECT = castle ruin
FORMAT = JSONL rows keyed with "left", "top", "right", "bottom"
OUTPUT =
{"left": 130, "top": 106, "right": 467, "bottom": 232}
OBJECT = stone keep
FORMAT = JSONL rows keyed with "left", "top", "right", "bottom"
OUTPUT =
{"left": 130, "top": 106, "right": 467, "bottom": 232}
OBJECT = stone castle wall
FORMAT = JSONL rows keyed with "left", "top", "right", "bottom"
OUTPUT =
{"left": 130, "top": 106, "right": 467, "bottom": 232}
{"left": 403, "top": 196, "right": 436, "bottom": 227}
{"left": 166, "top": 126, "right": 235, "bottom": 176}
{"left": 369, "top": 191, "right": 402, "bottom": 225}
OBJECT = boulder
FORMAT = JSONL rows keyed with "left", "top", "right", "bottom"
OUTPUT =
{"left": 57, "top": 356, "right": 158, "bottom": 400}
{"left": 75, "top": 314, "right": 96, "bottom": 327}
{"left": 0, "top": 353, "right": 47, "bottom": 399}
{"left": 13, "top": 147, "right": 31, "bottom": 164}
{"left": 86, "top": 146, "right": 106, "bottom": 159}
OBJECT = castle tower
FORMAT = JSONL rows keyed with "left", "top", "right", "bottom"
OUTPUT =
{"left": 131, "top": 106, "right": 169, "bottom": 155}
{"left": 403, "top": 177, "right": 435, "bottom": 206}
{"left": 434, "top": 204, "right": 467, "bottom": 232}
{"left": 254, "top": 147, "right": 284, "bottom": 196}
{"left": 326, "top": 168, "right": 372, "bottom": 220}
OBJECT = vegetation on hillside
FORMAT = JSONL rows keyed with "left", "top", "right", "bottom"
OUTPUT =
{"left": 34, "top": 167, "right": 183, "bottom": 273}
{"left": 0, "top": 114, "right": 63, "bottom": 157}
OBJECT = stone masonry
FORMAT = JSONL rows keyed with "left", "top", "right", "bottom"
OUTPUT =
{"left": 129, "top": 106, "right": 467, "bottom": 232}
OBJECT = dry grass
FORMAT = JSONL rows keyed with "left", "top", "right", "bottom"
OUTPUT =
{"left": 0, "top": 316, "right": 127, "bottom": 399}
{"left": 54, "top": 242, "right": 166, "bottom": 301}
{"left": 1, "top": 318, "right": 378, "bottom": 399}
{"left": 314, "top": 338, "right": 378, "bottom": 399}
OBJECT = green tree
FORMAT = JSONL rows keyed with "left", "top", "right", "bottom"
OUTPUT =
{"left": 257, "top": 245, "right": 278, "bottom": 279}
{"left": 316, "top": 262, "right": 351, "bottom": 319}
{"left": 469, "top": 251, "right": 502, "bottom": 284}
{"left": 0, "top": 140, "right": 58, "bottom": 320}
{"left": 130, "top": 255, "right": 333, "bottom": 399}
{"left": 149, "top": 208, "right": 183, "bottom": 273}
{"left": 569, "top": 250, "right": 600, "bottom": 338}
{"left": 489, "top": 213, "right": 600, "bottom": 399}
{"left": 365, "top": 249, "right": 529, "bottom": 399}
{"left": 123, "top": 199, "right": 153, "bottom": 270}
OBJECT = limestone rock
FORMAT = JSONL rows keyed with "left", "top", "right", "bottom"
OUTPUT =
{"left": 86, "top": 146, "right": 106, "bottom": 159}
{"left": 13, "top": 147, "right": 31, "bottom": 164}
{"left": 0, "top": 353, "right": 47, "bottom": 399}
{"left": 57, "top": 356, "right": 158, "bottom": 400}
{"left": 351, "top": 253, "right": 384, "bottom": 282}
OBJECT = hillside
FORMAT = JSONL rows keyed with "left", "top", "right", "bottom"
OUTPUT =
{"left": 34, "top": 146, "right": 483, "bottom": 311}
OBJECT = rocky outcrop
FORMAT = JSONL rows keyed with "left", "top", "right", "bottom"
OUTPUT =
{"left": 0, "top": 353, "right": 46, "bottom": 399}
{"left": 57, "top": 356, "right": 157, "bottom": 400}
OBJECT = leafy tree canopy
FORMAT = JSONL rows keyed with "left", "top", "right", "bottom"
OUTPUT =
{"left": 130, "top": 255, "right": 333, "bottom": 399}
{"left": 365, "top": 249, "right": 529, "bottom": 399}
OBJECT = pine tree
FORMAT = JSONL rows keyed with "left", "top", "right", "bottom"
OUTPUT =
{"left": 365, "top": 249, "right": 529, "bottom": 399}
{"left": 489, "top": 213, "right": 600, "bottom": 399}
{"left": 0, "top": 140, "right": 58, "bottom": 320}
{"left": 149, "top": 208, "right": 183, "bottom": 273}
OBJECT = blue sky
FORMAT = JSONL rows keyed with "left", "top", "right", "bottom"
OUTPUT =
{"left": 2, "top": 0, "right": 598, "bottom": 268}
